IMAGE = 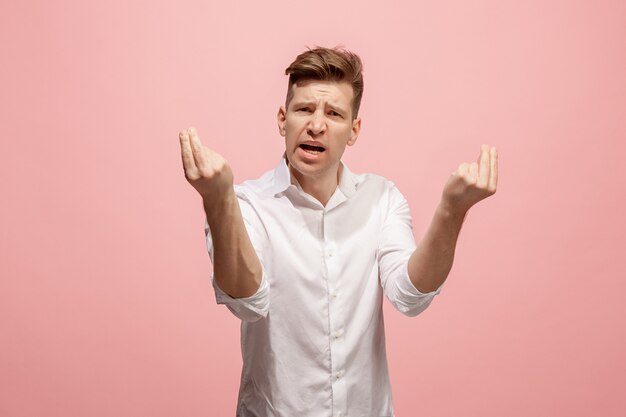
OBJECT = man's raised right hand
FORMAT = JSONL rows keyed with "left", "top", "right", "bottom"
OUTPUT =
{"left": 179, "top": 127, "right": 234, "bottom": 204}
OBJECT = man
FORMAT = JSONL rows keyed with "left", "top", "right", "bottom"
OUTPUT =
{"left": 179, "top": 46, "right": 498, "bottom": 417}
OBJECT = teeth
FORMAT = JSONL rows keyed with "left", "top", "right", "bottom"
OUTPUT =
{"left": 300, "top": 144, "right": 325, "bottom": 154}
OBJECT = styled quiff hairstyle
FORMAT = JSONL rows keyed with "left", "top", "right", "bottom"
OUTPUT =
{"left": 284, "top": 46, "right": 364, "bottom": 120}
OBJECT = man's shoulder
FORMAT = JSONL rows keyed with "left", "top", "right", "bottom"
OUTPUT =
{"left": 233, "top": 166, "right": 276, "bottom": 199}
{"left": 354, "top": 170, "right": 399, "bottom": 194}
{"left": 353, "top": 171, "right": 411, "bottom": 214}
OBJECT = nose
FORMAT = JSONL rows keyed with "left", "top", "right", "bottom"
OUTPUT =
{"left": 306, "top": 109, "right": 326, "bottom": 136}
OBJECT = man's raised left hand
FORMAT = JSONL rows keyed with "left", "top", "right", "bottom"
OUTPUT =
{"left": 440, "top": 144, "right": 498, "bottom": 216}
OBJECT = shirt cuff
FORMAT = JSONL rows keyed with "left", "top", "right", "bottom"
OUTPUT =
{"left": 400, "top": 271, "right": 443, "bottom": 297}
{"left": 391, "top": 270, "right": 442, "bottom": 317}
{"left": 211, "top": 269, "right": 270, "bottom": 322}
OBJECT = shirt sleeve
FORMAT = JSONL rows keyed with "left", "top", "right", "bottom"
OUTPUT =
{"left": 204, "top": 190, "right": 270, "bottom": 322}
{"left": 378, "top": 182, "right": 443, "bottom": 317}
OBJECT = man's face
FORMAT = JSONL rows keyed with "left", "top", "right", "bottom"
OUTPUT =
{"left": 277, "top": 80, "right": 361, "bottom": 182}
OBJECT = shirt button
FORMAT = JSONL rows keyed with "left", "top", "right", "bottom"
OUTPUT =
{"left": 334, "top": 329, "right": 343, "bottom": 339}
{"left": 336, "top": 370, "right": 344, "bottom": 379}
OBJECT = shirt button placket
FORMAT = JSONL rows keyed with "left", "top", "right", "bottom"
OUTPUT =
{"left": 323, "top": 212, "right": 346, "bottom": 417}
{"left": 322, "top": 210, "right": 347, "bottom": 416}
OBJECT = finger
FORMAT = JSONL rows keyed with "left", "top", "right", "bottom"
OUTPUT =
{"left": 489, "top": 147, "right": 498, "bottom": 191}
{"left": 188, "top": 127, "right": 207, "bottom": 170}
{"left": 469, "top": 162, "right": 478, "bottom": 183}
{"left": 478, "top": 144, "right": 490, "bottom": 187}
{"left": 179, "top": 129, "right": 197, "bottom": 171}
{"left": 457, "top": 162, "right": 470, "bottom": 176}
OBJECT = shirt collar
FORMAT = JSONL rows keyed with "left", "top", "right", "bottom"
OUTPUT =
{"left": 270, "top": 152, "right": 359, "bottom": 198}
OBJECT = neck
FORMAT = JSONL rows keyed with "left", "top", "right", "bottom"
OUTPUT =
{"left": 289, "top": 163, "right": 342, "bottom": 207}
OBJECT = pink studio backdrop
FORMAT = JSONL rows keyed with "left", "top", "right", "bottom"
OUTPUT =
{"left": 1, "top": 1, "right": 625, "bottom": 416}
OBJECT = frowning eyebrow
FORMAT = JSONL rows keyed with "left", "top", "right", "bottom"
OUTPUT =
{"left": 291, "top": 101, "right": 348, "bottom": 113}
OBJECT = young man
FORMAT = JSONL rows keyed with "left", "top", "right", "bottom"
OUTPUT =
{"left": 179, "top": 47, "right": 498, "bottom": 417}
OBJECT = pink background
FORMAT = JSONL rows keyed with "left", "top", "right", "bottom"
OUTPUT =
{"left": 1, "top": 1, "right": 625, "bottom": 416}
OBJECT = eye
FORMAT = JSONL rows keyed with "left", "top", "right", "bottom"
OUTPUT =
{"left": 298, "top": 107, "right": 312, "bottom": 113}
{"left": 329, "top": 110, "right": 342, "bottom": 117}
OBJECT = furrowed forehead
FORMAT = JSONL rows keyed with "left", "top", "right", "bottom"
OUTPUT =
{"left": 290, "top": 99, "right": 350, "bottom": 114}
{"left": 288, "top": 80, "right": 353, "bottom": 107}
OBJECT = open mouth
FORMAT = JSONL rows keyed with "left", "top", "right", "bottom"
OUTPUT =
{"left": 299, "top": 144, "right": 326, "bottom": 154}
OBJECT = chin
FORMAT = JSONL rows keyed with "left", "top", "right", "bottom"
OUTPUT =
{"left": 287, "top": 155, "right": 320, "bottom": 176}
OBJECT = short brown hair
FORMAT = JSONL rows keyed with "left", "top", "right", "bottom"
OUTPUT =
{"left": 284, "top": 46, "right": 364, "bottom": 120}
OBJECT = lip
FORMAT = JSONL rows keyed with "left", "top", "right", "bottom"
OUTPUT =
{"left": 299, "top": 140, "right": 326, "bottom": 149}
{"left": 297, "top": 146, "right": 324, "bottom": 160}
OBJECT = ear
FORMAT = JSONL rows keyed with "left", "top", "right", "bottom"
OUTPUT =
{"left": 277, "top": 105, "right": 287, "bottom": 137}
{"left": 347, "top": 116, "right": 361, "bottom": 146}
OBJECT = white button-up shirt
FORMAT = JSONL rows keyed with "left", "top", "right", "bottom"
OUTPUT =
{"left": 205, "top": 155, "right": 443, "bottom": 417}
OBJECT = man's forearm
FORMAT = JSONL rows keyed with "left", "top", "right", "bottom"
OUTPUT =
{"left": 408, "top": 201, "right": 467, "bottom": 293}
{"left": 205, "top": 190, "right": 263, "bottom": 299}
